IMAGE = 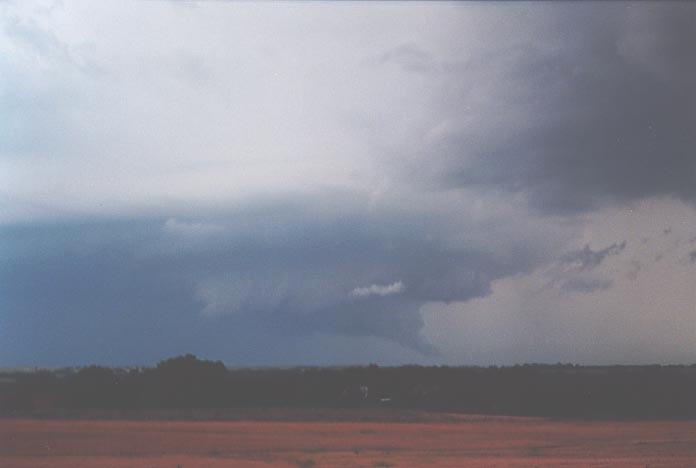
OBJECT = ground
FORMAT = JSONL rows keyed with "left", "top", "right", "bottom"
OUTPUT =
{"left": 2, "top": 414, "right": 695, "bottom": 467}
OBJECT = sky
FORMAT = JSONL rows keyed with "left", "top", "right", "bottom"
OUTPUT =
{"left": 1, "top": 0, "right": 695, "bottom": 367}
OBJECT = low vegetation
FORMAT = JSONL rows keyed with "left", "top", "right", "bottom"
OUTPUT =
{"left": 1, "top": 354, "right": 695, "bottom": 419}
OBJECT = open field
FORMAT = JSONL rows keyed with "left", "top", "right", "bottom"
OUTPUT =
{"left": 2, "top": 415, "right": 696, "bottom": 467}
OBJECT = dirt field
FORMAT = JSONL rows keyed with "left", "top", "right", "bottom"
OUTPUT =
{"left": 2, "top": 415, "right": 695, "bottom": 467}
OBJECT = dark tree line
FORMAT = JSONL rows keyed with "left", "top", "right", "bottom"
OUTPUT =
{"left": 2, "top": 355, "right": 695, "bottom": 419}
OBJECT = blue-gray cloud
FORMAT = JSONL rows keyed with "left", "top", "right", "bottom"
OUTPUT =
{"left": 1, "top": 187, "right": 567, "bottom": 366}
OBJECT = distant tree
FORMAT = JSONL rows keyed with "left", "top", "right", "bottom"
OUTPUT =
{"left": 148, "top": 354, "right": 228, "bottom": 408}
{"left": 66, "top": 366, "right": 119, "bottom": 408}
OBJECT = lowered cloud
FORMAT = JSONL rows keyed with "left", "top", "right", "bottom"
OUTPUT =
{"left": 0, "top": 192, "right": 576, "bottom": 363}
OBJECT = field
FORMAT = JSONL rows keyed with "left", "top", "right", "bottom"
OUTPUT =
{"left": 2, "top": 414, "right": 695, "bottom": 467}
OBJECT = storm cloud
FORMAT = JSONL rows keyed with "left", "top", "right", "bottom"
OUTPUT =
{"left": 1, "top": 195, "right": 562, "bottom": 363}
{"left": 383, "top": 3, "right": 696, "bottom": 214}
{"left": 1, "top": 1, "right": 694, "bottom": 366}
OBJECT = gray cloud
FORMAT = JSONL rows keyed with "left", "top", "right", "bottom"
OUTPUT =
{"left": 390, "top": 3, "right": 696, "bottom": 214}
{"left": 422, "top": 199, "right": 696, "bottom": 365}
{"left": 533, "top": 240, "right": 628, "bottom": 294}
{"left": 561, "top": 241, "right": 627, "bottom": 271}
{"left": 559, "top": 276, "right": 613, "bottom": 294}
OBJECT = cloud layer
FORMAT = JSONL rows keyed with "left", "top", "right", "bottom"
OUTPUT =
{"left": 1, "top": 1, "right": 694, "bottom": 366}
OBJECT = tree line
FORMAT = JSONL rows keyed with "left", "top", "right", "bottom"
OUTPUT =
{"left": 2, "top": 354, "right": 695, "bottom": 419}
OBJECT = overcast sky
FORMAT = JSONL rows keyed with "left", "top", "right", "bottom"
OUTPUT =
{"left": 1, "top": 1, "right": 695, "bottom": 367}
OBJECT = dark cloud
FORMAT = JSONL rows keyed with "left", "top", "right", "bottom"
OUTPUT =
{"left": 539, "top": 241, "right": 627, "bottom": 294}
{"left": 559, "top": 276, "right": 613, "bottom": 294}
{"left": 412, "top": 3, "right": 696, "bottom": 214}
{"left": 0, "top": 199, "right": 545, "bottom": 365}
{"left": 561, "top": 241, "right": 626, "bottom": 271}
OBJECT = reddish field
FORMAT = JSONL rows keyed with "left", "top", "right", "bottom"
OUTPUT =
{"left": 2, "top": 415, "right": 696, "bottom": 467}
